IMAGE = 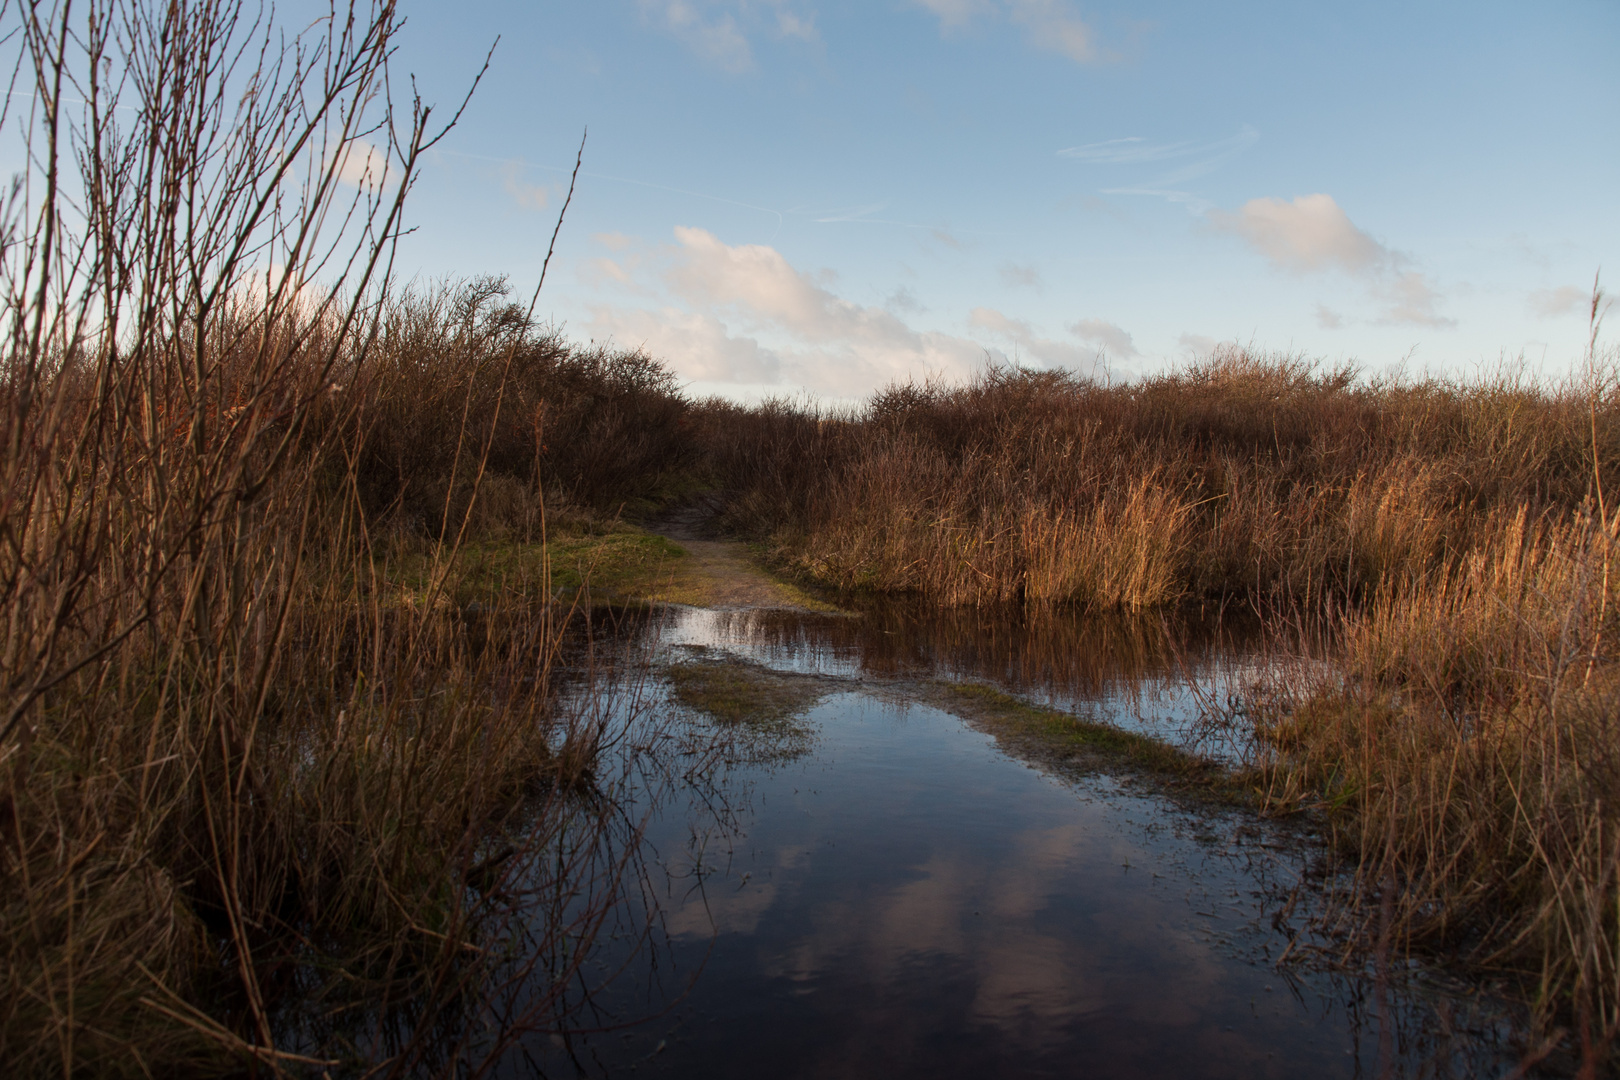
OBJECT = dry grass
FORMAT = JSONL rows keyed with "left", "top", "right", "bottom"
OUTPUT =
{"left": 1247, "top": 503, "right": 1620, "bottom": 1073}
{"left": 696, "top": 353, "right": 1617, "bottom": 611}
{"left": 6, "top": 1, "right": 1617, "bottom": 1072}
{"left": 0, "top": 3, "right": 696, "bottom": 1074}
{"left": 692, "top": 336, "right": 1620, "bottom": 1064}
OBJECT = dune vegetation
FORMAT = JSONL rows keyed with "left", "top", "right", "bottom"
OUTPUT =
{"left": 689, "top": 342, "right": 1620, "bottom": 1069}
{"left": 689, "top": 343, "right": 1620, "bottom": 1070}
{"left": 3, "top": 0, "right": 1619, "bottom": 1075}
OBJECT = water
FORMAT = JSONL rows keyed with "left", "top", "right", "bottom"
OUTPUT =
{"left": 515, "top": 602, "right": 1528, "bottom": 1079}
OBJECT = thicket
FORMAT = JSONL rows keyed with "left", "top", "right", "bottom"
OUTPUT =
{"left": 692, "top": 351, "right": 1618, "bottom": 609}
{"left": 0, "top": 3, "right": 694, "bottom": 1075}
{"left": 342, "top": 276, "right": 692, "bottom": 537}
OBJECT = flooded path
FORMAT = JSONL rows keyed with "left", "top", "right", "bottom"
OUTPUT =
{"left": 520, "top": 600, "right": 1531, "bottom": 1078}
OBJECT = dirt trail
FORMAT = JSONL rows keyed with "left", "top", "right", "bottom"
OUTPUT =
{"left": 641, "top": 498, "right": 838, "bottom": 613}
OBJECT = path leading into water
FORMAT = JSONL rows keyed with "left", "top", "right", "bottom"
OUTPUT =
{"left": 640, "top": 498, "right": 838, "bottom": 613}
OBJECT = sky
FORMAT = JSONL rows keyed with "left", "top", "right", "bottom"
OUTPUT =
{"left": 255, "top": 2, "right": 1620, "bottom": 397}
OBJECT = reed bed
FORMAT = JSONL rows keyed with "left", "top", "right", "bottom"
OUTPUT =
{"left": 692, "top": 344, "right": 1620, "bottom": 1067}
{"left": 694, "top": 353, "right": 1617, "bottom": 610}
{"left": 1251, "top": 503, "right": 1620, "bottom": 1074}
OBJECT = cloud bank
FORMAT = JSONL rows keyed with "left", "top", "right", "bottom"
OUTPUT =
{"left": 1209, "top": 193, "right": 1454, "bottom": 329}
{"left": 587, "top": 228, "right": 990, "bottom": 394}
{"left": 582, "top": 229, "right": 1127, "bottom": 396}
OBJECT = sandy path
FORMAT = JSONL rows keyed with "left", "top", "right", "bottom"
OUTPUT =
{"left": 641, "top": 500, "right": 838, "bottom": 612}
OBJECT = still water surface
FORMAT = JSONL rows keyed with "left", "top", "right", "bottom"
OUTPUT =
{"left": 523, "top": 603, "right": 1524, "bottom": 1079}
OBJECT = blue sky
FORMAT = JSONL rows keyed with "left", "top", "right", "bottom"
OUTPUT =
{"left": 386, "top": 0, "right": 1616, "bottom": 398}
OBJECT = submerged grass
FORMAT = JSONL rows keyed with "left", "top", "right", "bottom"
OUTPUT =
{"left": 923, "top": 681, "right": 1239, "bottom": 795}
{"left": 666, "top": 655, "right": 824, "bottom": 762}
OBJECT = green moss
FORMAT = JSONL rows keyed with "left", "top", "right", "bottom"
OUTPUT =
{"left": 925, "top": 681, "right": 1255, "bottom": 802}
{"left": 665, "top": 656, "right": 825, "bottom": 761}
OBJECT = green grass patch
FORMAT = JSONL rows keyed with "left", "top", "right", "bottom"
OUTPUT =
{"left": 926, "top": 681, "right": 1252, "bottom": 801}
{"left": 665, "top": 655, "right": 825, "bottom": 761}
{"left": 382, "top": 526, "right": 691, "bottom": 606}
{"left": 381, "top": 527, "right": 847, "bottom": 612}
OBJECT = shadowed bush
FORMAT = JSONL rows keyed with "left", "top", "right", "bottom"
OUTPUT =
{"left": 344, "top": 277, "right": 693, "bottom": 536}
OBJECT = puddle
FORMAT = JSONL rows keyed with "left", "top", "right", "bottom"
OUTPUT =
{"left": 657, "top": 598, "right": 1286, "bottom": 760}
{"left": 509, "top": 602, "right": 1531, "bottom": 1078}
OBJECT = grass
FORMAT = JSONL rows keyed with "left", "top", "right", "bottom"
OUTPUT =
{"left": 383, "top": 527, "right": 691, "bottom": 606}
{"left": 666, "top": 655, "right": 824, "bottom": 762}
{"left": 381, "top": 527, "right": 845, "bottom": 612}
{"left": 691, "top": 353, "right": 1620, "bottom": 611}
{"left": 0, "top": 4, "right": 703, "bottom": 1073}
{"left": 1240, "top": 504, "right": 1620, "bottom": 1069}
{"left": 682, "top": 344, "right": 1620, "bottom": 1067}
{"left": 925, "top": 681, "right": 1241, "bottom": 795}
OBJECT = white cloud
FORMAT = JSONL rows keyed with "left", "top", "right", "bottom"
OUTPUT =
{"left": 585, "top": 227, "right": 990, "bottom": 395}
{"left": 1528, "top": 284, "right": 1590, "bottom": 319}
{"left": 500, "top": 162, "right": 549, "bottom": 210}
{"left": 1210, "top": 193, "right": 1455, "bottom": 329}
{"left": 1208, "top": 194, "right": 1389, "bottom": 275}
{"left": 1376, "top": 272, "right": 1455, "bottom": 329}
{"left": 970, "top": 306, "right": 1104, "bottom": 371}
{"left": 1314, "top": 304, "right": 1343, "bottom": 329}
{"left": 581, "top": 257, "right": 634, "bottom": 286}
{"left": 642, "top": 1, "right": 754, "bottom": 72}
{"left": 913, "top": 0, "right": 1100, "bottom": 63}
{"left": 593, "top": 231, "right": 636, "bottom": 251}
{"left": 640, "top": 1, "right": 820, "bottom": 69}
{"left": 1178, "top": 333, "right": 1219, "bottom": 357}
{"left": 668, "top": 225, "right": 898, "bottom": 342}
{"left": 1006, "top": 0, "right": 1096, "bottom": 63}
{"left": 999, "top": 262, "right": 1042, "bottom": 289}
{"left": 588, "top": 304, "right": 781, "bottom": 383}
{"left": 330, "top": 138, "right": 390, "bottom": 190}
{"left": 969, "top": 306, "right": 1032, "bottom": 338}
{"left": 1067, "top": 318, "right": 1140, "bottom": 358}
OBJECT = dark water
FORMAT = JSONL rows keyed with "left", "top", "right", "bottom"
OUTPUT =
{"left": 515, "top": 603, "right": 1527, "bottom": 1079}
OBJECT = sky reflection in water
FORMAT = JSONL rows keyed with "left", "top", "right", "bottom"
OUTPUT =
{"left": 523, "top": 604, "right": 1520, "bottom": 1079}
